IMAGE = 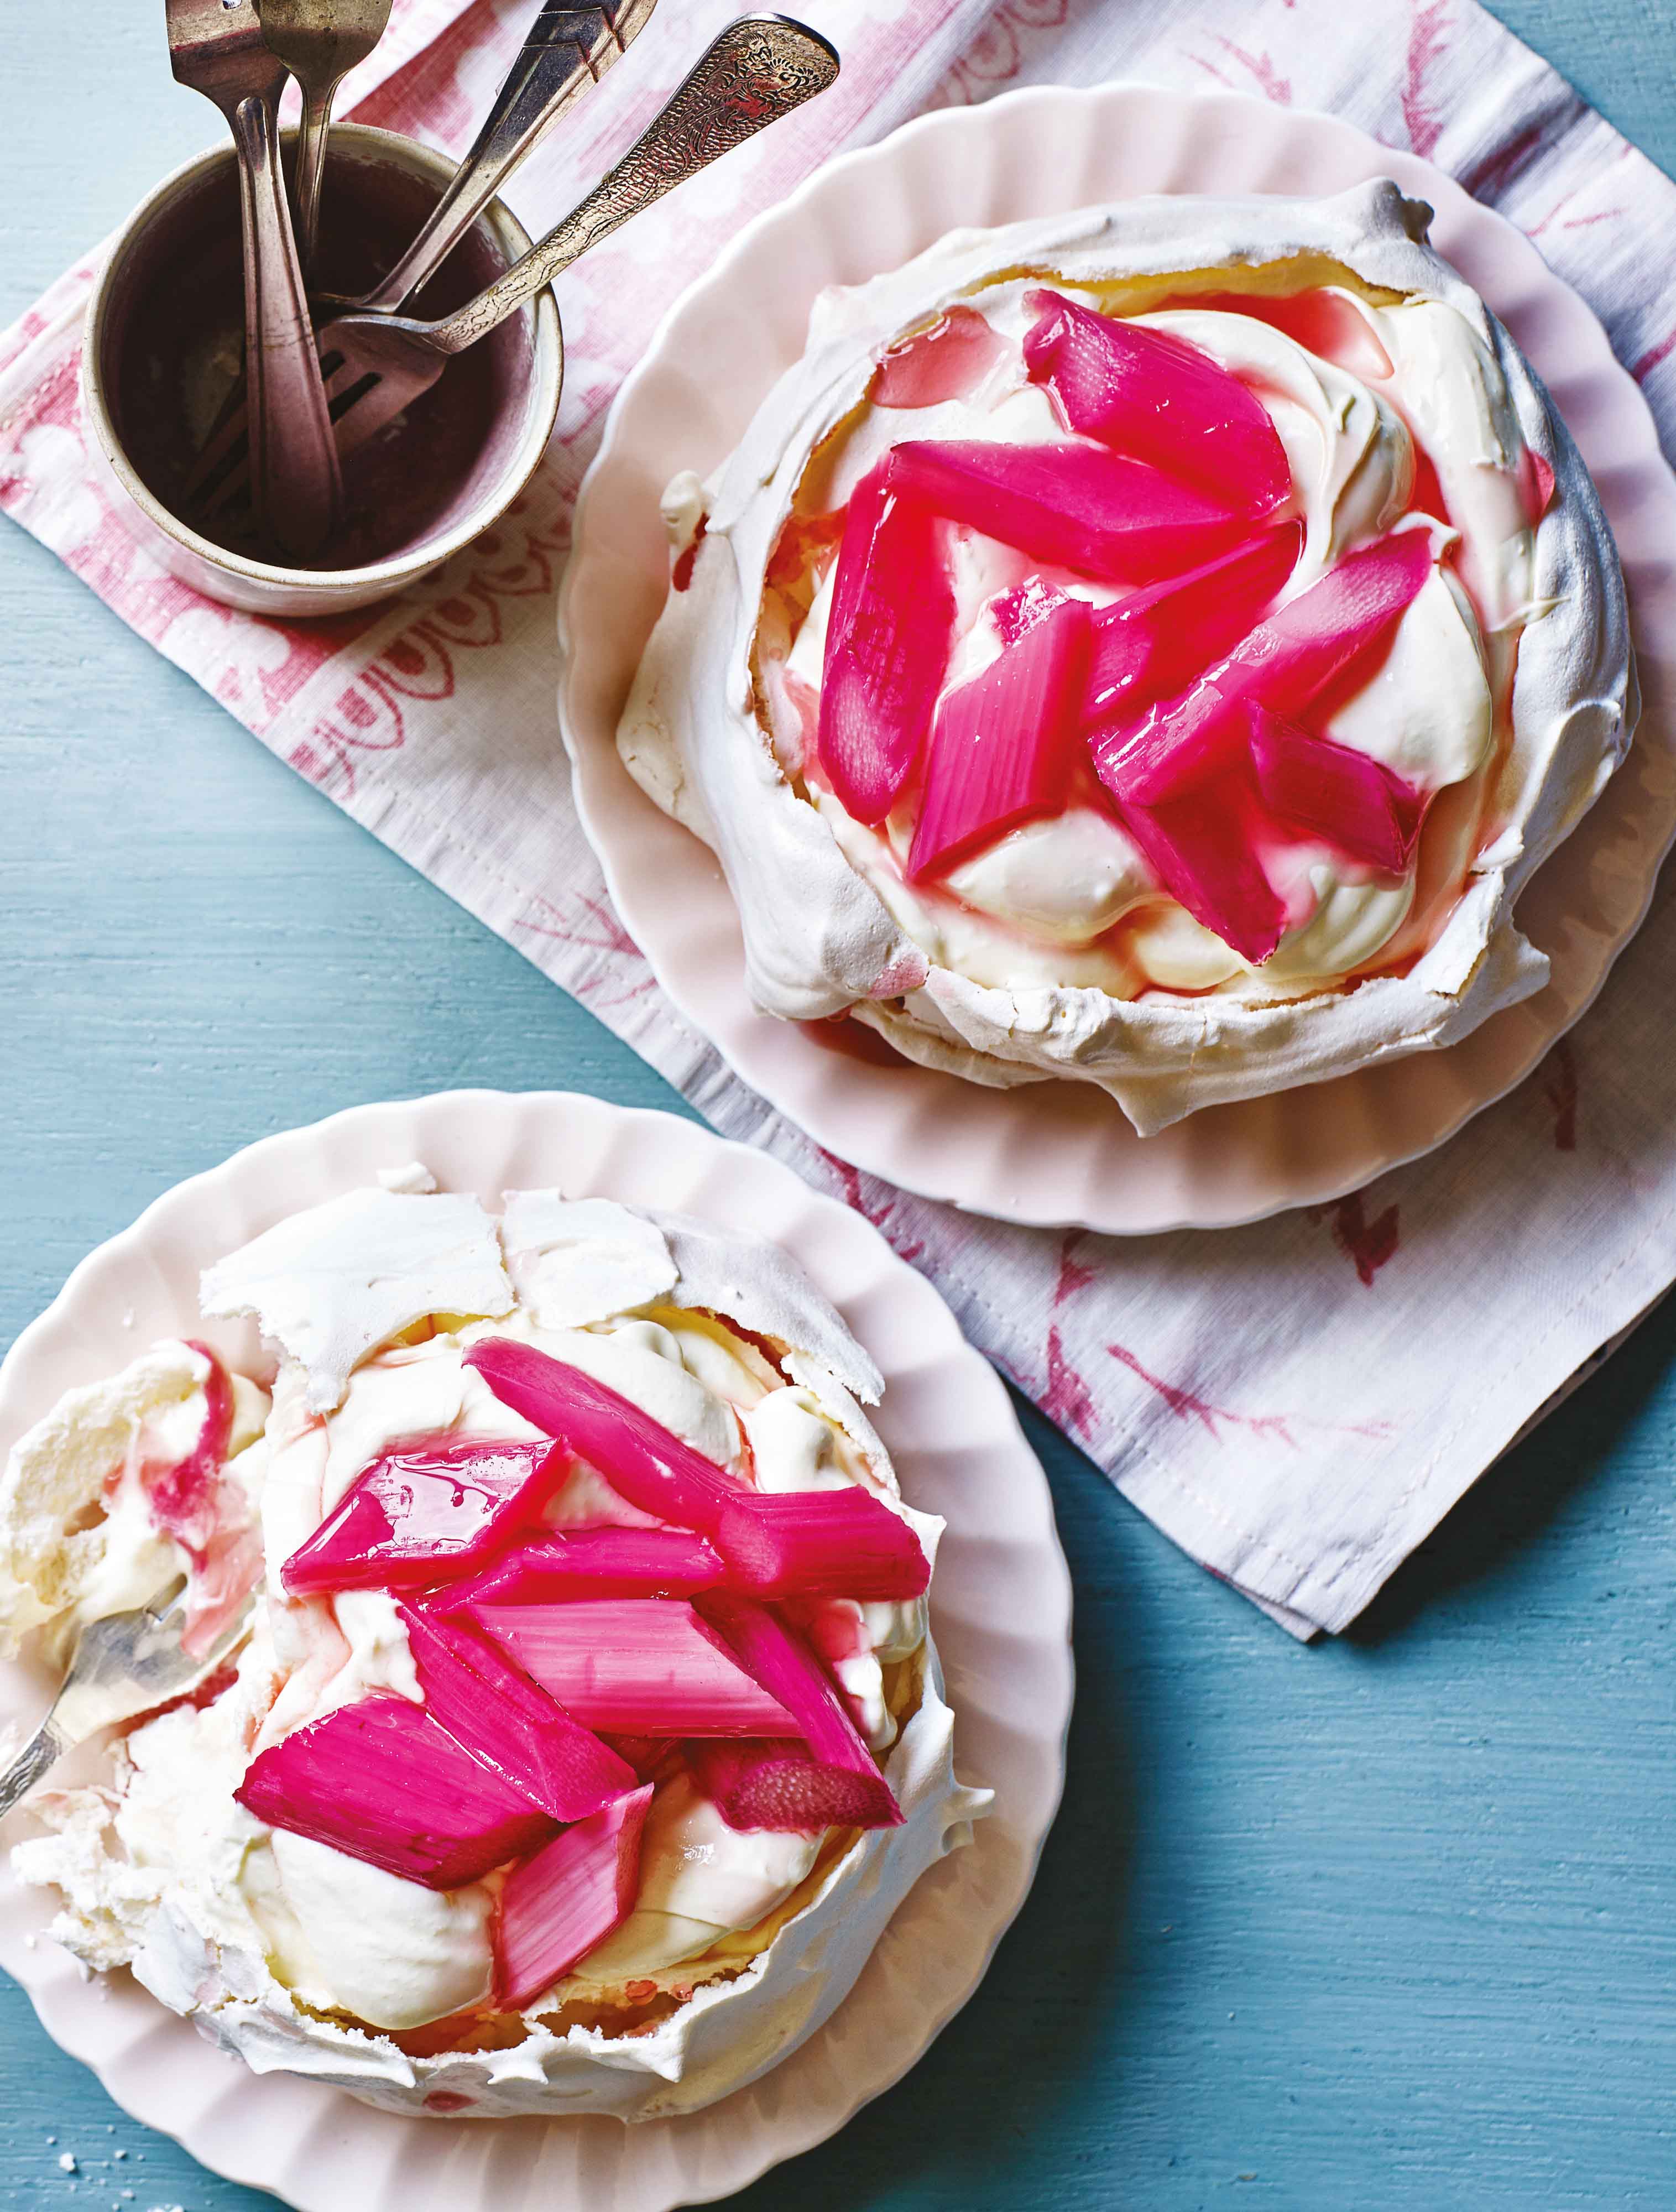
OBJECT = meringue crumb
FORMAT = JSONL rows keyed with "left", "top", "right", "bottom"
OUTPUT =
{"left": 377, "top": 1161, "right": 437, "bottom": 1194}
{"left": 58, "top": 2151, "right": 77, "bottom": 2172}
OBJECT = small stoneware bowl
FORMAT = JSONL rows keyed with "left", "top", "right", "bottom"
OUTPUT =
{"left": 81, "top": 123, "right": 563, "bottom": 618}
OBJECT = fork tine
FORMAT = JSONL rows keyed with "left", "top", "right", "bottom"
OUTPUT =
{"left": 181, "top": 398, "right": 252, "bottom": 506}
{"left": 191, "top": 348, "right": 359, "bottom": 523}
{"left": 144, "top": 1574, "right": 191, "bottom": 1625}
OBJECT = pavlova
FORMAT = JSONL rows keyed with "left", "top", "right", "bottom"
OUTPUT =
{"left": 619, "top": 180, "right": 1635, "bottom": 1134}
{"left": 1, "top": 1172, "right": 985, "bottom": 2119}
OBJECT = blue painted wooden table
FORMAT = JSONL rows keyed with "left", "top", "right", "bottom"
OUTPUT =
{"left": 4, "top": 5, "right": 1676, "bottom": 2206}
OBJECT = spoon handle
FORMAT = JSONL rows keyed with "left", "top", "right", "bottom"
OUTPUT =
{"left": 353, "top": 0, "right": 662, "bottom": 317}
{"left": 425, "top": 14, "right": 839, "bottom": 359}
{"left": 228, "top": 88, "right": 342, "bottom": 557}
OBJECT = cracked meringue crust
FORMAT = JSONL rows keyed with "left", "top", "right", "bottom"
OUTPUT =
{"left": 617, "top": 180, "right": 1636, "bottom": 1136}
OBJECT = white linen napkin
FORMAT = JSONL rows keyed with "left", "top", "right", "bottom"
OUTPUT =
{"left": 4, "top": 0, "right": 1674, "bottom": 1637}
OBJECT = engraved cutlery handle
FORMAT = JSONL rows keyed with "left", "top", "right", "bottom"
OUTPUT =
{"left": 0, "top": 1714, "right": 69, "bottom": 1821}
{"left": 427, "top": 14, "right": 838, "bottom": 358}
{"left": 354, "top": 0, "right": 663, "bottom": 315}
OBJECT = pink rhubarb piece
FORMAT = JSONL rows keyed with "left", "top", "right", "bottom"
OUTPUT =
{"left": 815, "top": 457, "right": 956, "bottom": 825}
{"left": 1247, "top": 705, "right": 1425, "bottom": 873}
{"left": 697, "top": 1595, "right": 902, "bottom": 1829}
{"left": 1115, "top": 781, "right": 1289, "bottom": 968}
{"left": 1023, "top": 289, "right": 1291, "bottom": 515}
{"left": 495, "top": 1783, "right": 654, "bottom": 2010}
{"left": 1519, "top": 446, "right": 1557, "bottom": 526}
{"left": 399, "top": 1603, "right": 636, "bottom": 1823}
{"left": 280, "top": 1434, "right": 567, "bottom": 1597}
{"left": 711, "top": 1486, "right": 931, "bottom": 1602}
{"left": 466, "top": 1340, "right": 923, "bottom": 1602}
{"left": 452, "top": 1528, "right": 725, "bottom": 1609}
{"left": 869, "top": 305, "right": 1008, "bottom": 409}
{"left": 690, "top": 1737, "right": 887, "bottom": 1833}
{"left": 465, "top": 1340, "right": 737, "bottom": 1533}
{"left": 1092, "top": 526, "right": 1438, "bottom": 806}
{"left": 473, "top": 1597, "right": 802, "bottom": 1736}
{"left": 907, "top": 595, "right": 1092, "bottom": 881}
{"left": 235, "top": 1696, "right": 556, "bottom": 1889}
{"left": 143, "top": 1342, "right": 263, "bottom": 1659}
{"left": 1083, "top": 524, "right": 1302, "bottom": 726}
{"left": 601, "top": 1734, "right": 680, "bottom": 1782}
{"left": 890, "top": 438, "right": 1245, "bottom": 585}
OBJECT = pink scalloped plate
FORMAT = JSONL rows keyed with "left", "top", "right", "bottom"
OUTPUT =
{"left": 0, "top": 1092, "right": 1071, "bottom": 2211}
{"left": 557, "top": 84, "right": 1676, "bottom": 1233}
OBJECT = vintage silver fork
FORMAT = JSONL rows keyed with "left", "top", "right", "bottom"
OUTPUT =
{"left": 166, "top": 0, "right": 342, "bottom": 556}
{"left": 0, "top": 1581, "right": 253, "bottom": 1820}
{"left": 249, "top": 0, "right": 396, "bottom": 273}
{"left": 184, "top": 0, "right": 660, "bottom": 512}
{"left": 192, "top": 14, "right": 839, "bottom": 518}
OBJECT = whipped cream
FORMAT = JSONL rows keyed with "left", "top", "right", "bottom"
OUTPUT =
{"left": 247, "top": 1830, "right": 497, "bottom": 2031}
{"left": 618, "top": 181, "right": 1635, "bottom": 1133}
{"left": 8, "top": 1178, "right": 986, "bottom": 2119}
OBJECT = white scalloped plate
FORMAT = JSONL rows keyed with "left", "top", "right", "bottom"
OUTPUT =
{"left": 0, "top": 1092, "right": 1071, "bottom": 2211}
{"left": 557, "top": 83, "right": 1676, "bottom": 1233}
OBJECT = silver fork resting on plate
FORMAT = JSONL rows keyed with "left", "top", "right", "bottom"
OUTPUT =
{"left": 0, "top": 1581, "right": 253, "bottom": 1820}
{"left": 191, "top": 13, "right": 839, "bottom": 519}
{"left": 184, "top": 0, "right": 661, "bottom": 513}
{"left": 166, "top": 0, "right": 341, "bottom": 556}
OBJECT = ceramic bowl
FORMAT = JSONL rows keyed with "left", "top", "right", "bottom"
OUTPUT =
{"left": 81, "top": 124, "right": 563, "bottom": 618}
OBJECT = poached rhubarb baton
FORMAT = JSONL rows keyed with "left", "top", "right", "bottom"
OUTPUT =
{"left": 1090, "top": 528, "right": 1439, "bottom": 807}
{"left": 235, "top": 1696, "right": 556, "bottom": 1890}
{"left": 709, "top": 1486, "right": 931, "bottom": 1603}
{"left": 1247, "top": 706, "right": 1424, "bottom": 873}
{"left": 699, "top": 1595, "right": 904, "bottom": 1829}
{"left": 464, "top": 1339, "right": 735, "bottom": 1531}
{"left": 495, "top": 1785, "right": 655, "bottom": 2010}
{"left": 1023, "top": 288, "right": 1292, "bottom": 515}
{"left": 888, "top": 439, "right": 1245, "bottom": 583}
{"left": 451, "top": 1527, "right": 725, "bottom": 1607}
{"left": 815, "top": 457, "right": 954, "bottom": 825}
{"left": 464, "top": 1337, "right": 931, "bottom": 1601}
{"left": 472, "top": 1597, "right": 803, "bottom": 1736}
{"left": 398, "top": 1601, "right": 638, "bottom": 1823}
{"left": 907, "top": 596, "right": 1092, "bottom": 882}
{"left": 1081, "top": 525, "right": 1302, "bottom": 726}
{"left": 281, "top": 1434, "right": 567, "bottom": 1595}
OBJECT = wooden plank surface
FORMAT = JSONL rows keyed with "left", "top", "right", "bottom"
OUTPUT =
{"left": 3, "top": 3, "right": 1675, "bottom": 2206}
